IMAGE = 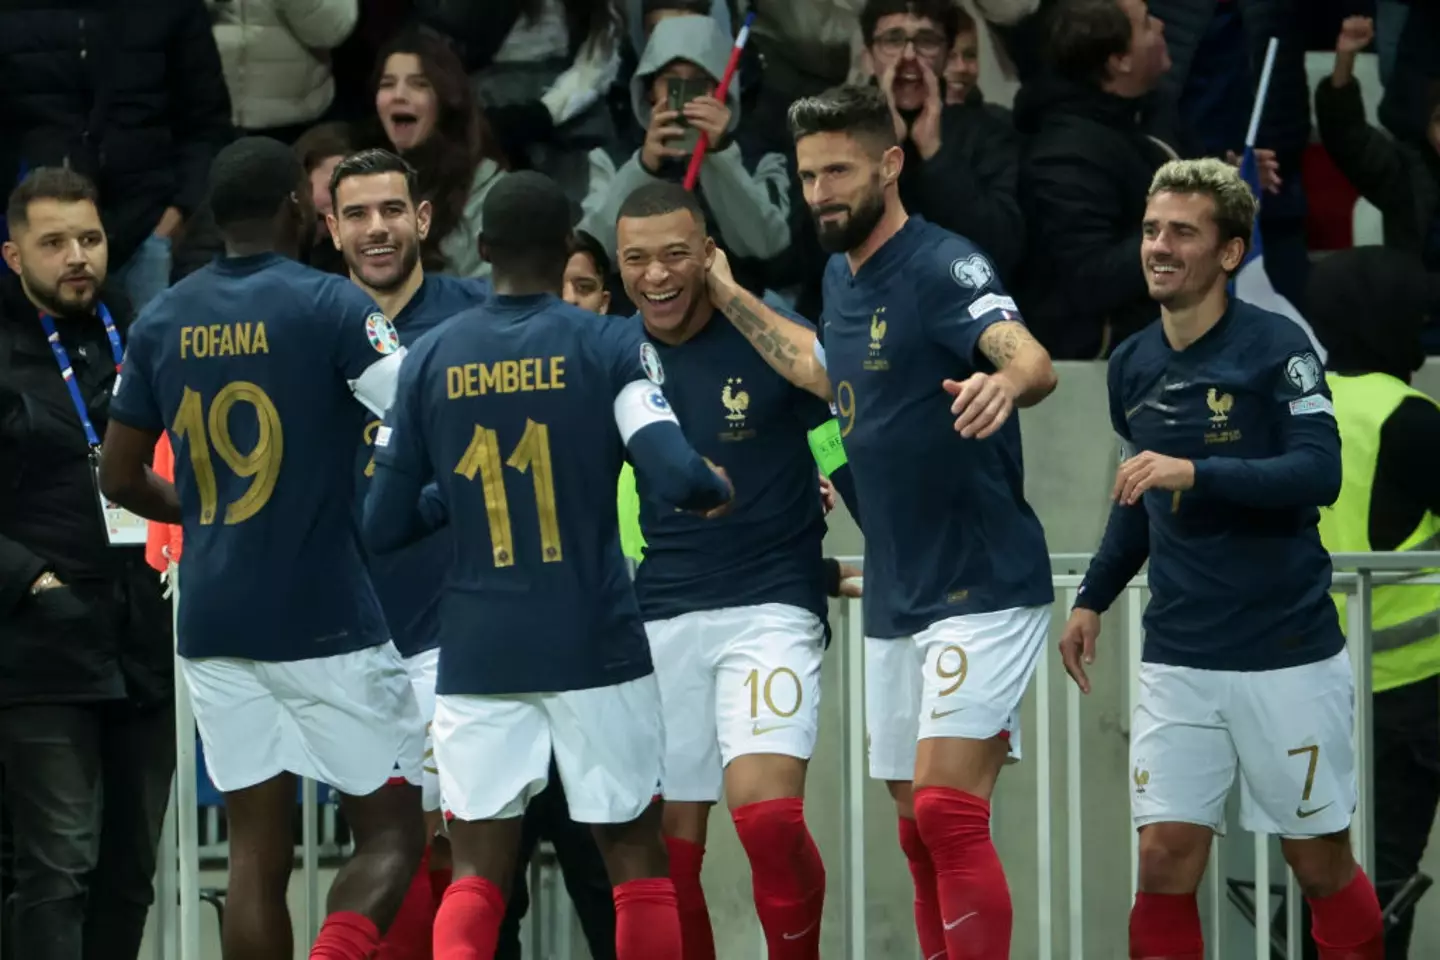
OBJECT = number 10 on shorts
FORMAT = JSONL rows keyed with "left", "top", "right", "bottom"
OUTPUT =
{"left": 745, "top": 667, "right": 801, "bottom": 734}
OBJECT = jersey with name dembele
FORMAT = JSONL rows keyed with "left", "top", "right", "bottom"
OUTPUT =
{"left": 820, "top": 216, "right": 1053, "bottom": 639}
{"left": 110, "top": 253, "right": 397, "bottom": 661}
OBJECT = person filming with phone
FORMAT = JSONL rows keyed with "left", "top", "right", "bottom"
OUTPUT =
{"left": 578, "top": 11, "right": 793, "bottom": 296}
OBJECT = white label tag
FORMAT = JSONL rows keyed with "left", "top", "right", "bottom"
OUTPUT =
{"left": 1288, "top": 394, "right": 1334, "bottom": 417}
{"left": 92, "top": 465, "right": 149, "bottom": 546}
{"left": 967, "top": 292, "right": 1018, "bottom": 319}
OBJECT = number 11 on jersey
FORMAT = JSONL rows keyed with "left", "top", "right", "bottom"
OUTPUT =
{"left": 454, "top": 418, "right": 563, "bottom": 567}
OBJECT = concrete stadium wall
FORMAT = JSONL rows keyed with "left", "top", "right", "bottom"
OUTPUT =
{"left": 682, "top": 359, "right": 1440, "bottom": 959}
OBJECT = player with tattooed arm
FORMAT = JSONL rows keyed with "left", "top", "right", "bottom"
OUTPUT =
{"left": 714, "top": 84, "right": 1057, "bottom": 960}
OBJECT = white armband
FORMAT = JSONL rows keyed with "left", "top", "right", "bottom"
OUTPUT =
{"left": 350, "top": 347, "right": 408, "bottom": 416}
{"left": 613, "top": 379, "right": 679, "bottom": 444}
{"left": 813, "top": 339, "right": 828, "bottom": 371}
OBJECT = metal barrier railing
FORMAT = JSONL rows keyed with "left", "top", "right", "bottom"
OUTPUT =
{"left": 146, "top": 551, "right": 1436, "bottom": 959}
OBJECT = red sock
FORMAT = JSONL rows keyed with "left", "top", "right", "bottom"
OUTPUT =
{"left": 912, "top": 787, "right": 1012, "bottom": 960}
{"left": 433, "top": 875, "right": 505, "bottom": 960}
{"left": 898, "top": 816, "right": 948, "bottom": 960}
{"left": 429, "top": 867, "right": 452, "bottom": 912}
{"left": 1307, "top": 867, "right": 1385, "bottom": 960}
{"left": 731, "top": 798, "right": 825, "bottom": 958}
{"left": 1129, "top": 892, "right": 1203, "bottom": 959}
{"left": 377, "top": 848, "right": 436, "bottom": 960}
{"left": 310, "top": 911, "right": 381, "bottom": 960}
{"left": 613, "top": 877, "right": 683, "bottom": 959}
{"left": 664, "top": 836, "right": 715, "bottom": 960}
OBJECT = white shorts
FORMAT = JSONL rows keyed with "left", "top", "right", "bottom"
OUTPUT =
{"left": 402, "top": 648, "right": 441, "bottom": 811}
{"left": 183, "top": 642, "right": 425, "bottom": 796}
{"left": 434, "top": 674, "right": 663, "bottom": 824}
{"left": 1131, "top": 649, "right": 1356, "bottom": 838}
{"left": 646, "top": 603, "right": 825, "bottom": 802}
{"left": 866, "top": 605, "right": 1050, "bottom": 782}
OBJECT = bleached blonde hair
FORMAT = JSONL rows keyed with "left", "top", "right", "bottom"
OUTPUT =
{"left": 1147, "top": 158, "right": 1258, "bottom": 259}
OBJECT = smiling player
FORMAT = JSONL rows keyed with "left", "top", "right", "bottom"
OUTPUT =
{"left": 714, "top": 85, "right": 1058, "bottom": 960}
{"left": 1060, "top": 158, "right": 1384, "bottom": 960}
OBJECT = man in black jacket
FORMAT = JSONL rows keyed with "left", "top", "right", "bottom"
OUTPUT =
{"left": 0, "top": 0, "right": 232, "bottom": 312}
{"left": 0, "top": 169, "right": 175, "bottom": 960}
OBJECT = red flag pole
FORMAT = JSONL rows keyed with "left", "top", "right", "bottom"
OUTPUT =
{"left": 682, "top": 11, "right": 757, "bottom": 192}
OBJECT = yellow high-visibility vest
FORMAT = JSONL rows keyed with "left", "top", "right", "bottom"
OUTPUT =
{"left": 1318, "top": 372, "right": 1440, "bottom": 692}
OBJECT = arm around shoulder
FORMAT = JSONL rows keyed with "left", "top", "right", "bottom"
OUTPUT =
{"left": 707, "top": 250, "right": 831, "bottom": 400}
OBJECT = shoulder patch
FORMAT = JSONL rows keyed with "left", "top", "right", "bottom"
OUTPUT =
{"left": 640, "top": 341, "right": 665, "bottom": 386}
{"left": 365, "top": 312, "right": 400, "bottom": 355}
{"left": 950, "top": 253, "right": 994, "bottom": 290}
{"left": 1283, "top": 351, "right": 1323, "bottom": 394}
{"left": 967, "top": 292, "right": 1018, "bottom": 320}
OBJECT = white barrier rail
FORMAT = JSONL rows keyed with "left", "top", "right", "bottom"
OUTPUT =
{"left": 150, "top": 551, "right": 1434, "bottom": 959}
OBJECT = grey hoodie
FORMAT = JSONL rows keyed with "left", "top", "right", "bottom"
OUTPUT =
{"left": 578, "top": 15, "right": 791, "bottom": 266}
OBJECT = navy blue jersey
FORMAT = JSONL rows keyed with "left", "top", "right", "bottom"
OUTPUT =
{"left": 110, "top": 254, "right": 398, "bottom": 661}
{"left": 820, "top": 217, "right": 1052, "bottom": 639}
{"left": 629, "top": 311, "right": 833, "bottom": 623}
{"left": 366, "top": 293, "right": 728, "bottom": 696}
{"left": 355, "top": 274, "right": 491, "bottom": 658}
{"left": 1076, "top": 299, "right": 1344, "bottom": 671}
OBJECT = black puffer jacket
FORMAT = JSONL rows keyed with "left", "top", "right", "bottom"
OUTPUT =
{"left": 1014, "top": 76, "right": 1177, "bottom": 359}
{"left": 0, "top": 0, "right": 233, "bottom": 271}
{"left": 1146, "top": 0, "right": 1311, "bottom": 160}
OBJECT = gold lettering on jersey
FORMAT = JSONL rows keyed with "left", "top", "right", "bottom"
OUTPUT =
{"left": 719, "top": 376, "right": 755, "bottom": 441}
{"left": 446, "top": 357, "right": 566, "bottom": 398}
{"left": 945, "top": 589, "right": 970, "bottom": 604}
{"left": 1203, "top": 388, "right": 1240, "bottom": 444}
{"left": 179, "top": 322, "right": 270, "bottom": 359}
{"left": 864, "top": 306, "right": 889, "bottom": 371}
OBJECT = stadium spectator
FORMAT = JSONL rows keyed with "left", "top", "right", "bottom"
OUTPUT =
{"left": 1309, "top": 246, "right": 1440, "bottom": 960}
{"left": 577, "top": 14, "right": 793, "bottom": 295}
{"left": 1013, "top": 0, "right": 1175, "bottom": 358}
{"left": 370, "top": 30, "right": 510, "bottom": 278}
{"left": 563, "top": 230, "right": 614, "bottom": 313}
{"left": 298, "top": 121, "right": 361, "bottom": 274}
{"left": 0, "top": 168, "right": 175, "bottom": 960}
{"left": 943, "top": 8, "right": 982, "bottom": 106}
{"left": 858, "top": 0, "right": 1024, "bottom": 282}
{"left": 0, "top": 0, "right": 233, "bottom": 312}
{"left": 208, "top": 0, "right": 360, "bottom": 142}
{"left": 1316, "top": 17, "right": 1440, "bottom": 270}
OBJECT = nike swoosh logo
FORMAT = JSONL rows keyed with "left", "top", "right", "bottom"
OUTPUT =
{"left": 752, "top": 724, "right": 784, "bottom": 736}
{"left": 782, "top": 920, "right": 819, "bottom": 940}
{"left": 930, "top": 708, "right": 960, "bottom": 720}
{"left": 1296, "top": 802, "right": 1333, "bottom": 819}
{"left": 944, "top": 911, "right": 977, "bottom": 930}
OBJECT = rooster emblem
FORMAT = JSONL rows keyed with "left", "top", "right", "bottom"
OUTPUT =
{"left": 722, "top": 377, "right": 750, "bottom": 423}
{"left": 1206, "top": 388, "right": 1233, "bottom": 426}
{"left": 869, "top": 307, "right": 887, "bottom": 352}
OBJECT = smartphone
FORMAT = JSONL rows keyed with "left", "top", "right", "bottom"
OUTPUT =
{"left": 665, "top": 77, "right": 713, "bottom": 153}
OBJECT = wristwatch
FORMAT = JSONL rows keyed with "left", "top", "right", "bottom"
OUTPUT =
{"left": 30, "top": 571, "right": 61, "bottom": 595}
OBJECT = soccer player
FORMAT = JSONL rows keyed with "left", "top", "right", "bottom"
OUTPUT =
{"left": 714, "top": 85, "right": 1059, "bottom": 960}
{"left": 361, "top": 171, "right": 732, "bottom": 960}
{"left": 1059, "top": 158, "right": 1385, "bottom": 960}
{"left": 612, "top": 180, "right": 861, "bottom": 960}
{"left": 326, "top": 146, "right": 492, "bottom": 958}
{"left": 97, "top": 137, "right": 427, "bottom": 960}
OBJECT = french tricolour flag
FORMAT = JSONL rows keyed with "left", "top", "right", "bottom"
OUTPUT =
{"left": 1233, "top": 146, "right": 1326, "bottom": 362}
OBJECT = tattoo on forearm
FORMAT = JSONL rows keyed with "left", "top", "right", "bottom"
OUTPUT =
{"left": 723, "top": 295, "right": 801, "bottom": 370}
{"left": 981, "top": 322, "right": 1026, "bottom": 367}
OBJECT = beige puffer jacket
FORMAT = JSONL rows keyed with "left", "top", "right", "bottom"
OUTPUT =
{"left": 208, "top": 0, "right": 358, "bottom": 131}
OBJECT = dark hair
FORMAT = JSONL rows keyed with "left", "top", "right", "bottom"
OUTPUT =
{"left": 788, "top": 84, "right": 899, "bottom": 152}
{"left": 481, "top": 171, "right": 572, "bottom": 273}
{"left": 860, "top": 0, "right": 963, "bottom": 47}
{"left": 616, "top": 181, "right": 708, "bottom": 230}
{"left": 329, "top": 148, "right": 420, "bottom": 208}
{"left": 641, "top": 0, "right": 713, "bottom": 18}
{"left": 293, "top": 121, "right": 355, "bottom": 174}
{"left": 6, "top": 167, "right": 100, "bottom": 231}
{"left": 568, "top": 229, "right": 611, "bottom": 277}
{"left": 209, "top": 137, "right": 305, "bottom": 230}
{"left": 372, "top": 30, "right": 506, "bottom": 267}
{"left": 1045, "top": 0, "right": 1133, "bottom": 86}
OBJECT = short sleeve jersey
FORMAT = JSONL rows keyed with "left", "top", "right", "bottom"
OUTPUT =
{"left": 110, "top": 253, "right": 394, "bottom": 661}
{"left": 373, "top": 293, "right": 665, "bottom": 696}
{"left": 820, "top": 217, "right": 1053, "bottom": 638}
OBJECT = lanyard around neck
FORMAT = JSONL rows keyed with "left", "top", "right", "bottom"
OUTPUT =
{"left": 37, "top": 304, "right": 123, "bottom": 450}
